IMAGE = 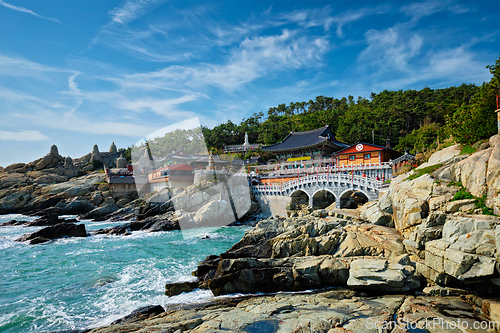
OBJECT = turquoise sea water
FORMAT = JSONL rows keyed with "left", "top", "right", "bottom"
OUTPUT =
{"left": 0, "top": 214, "right": 249, "bottom": 333}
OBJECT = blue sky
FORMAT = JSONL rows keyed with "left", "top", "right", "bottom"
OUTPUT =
{"left": 0, "top": 0, "right": 498, "bottom": 167}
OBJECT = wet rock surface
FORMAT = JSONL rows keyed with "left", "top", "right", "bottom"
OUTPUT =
{"left": 15, "top": 223, "right": 87, "bottom": 244}
{"left": 80, "top": 289, "right": 500, "bottom": 333}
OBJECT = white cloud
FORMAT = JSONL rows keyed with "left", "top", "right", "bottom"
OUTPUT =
{"left": 400, "top": 0, "right": 468, "bottom": 22}
{"left": 359, "top": 27, "right": 423, "bottom": 72}
{"left": 0, "top": 53, "right": 68, "bottom": 78}
{"left": 0, "top": 0, "right": 60, "bottom": 23}
{"left": 279, "top": 5, "right": 390, "bottom": 37}
{"left": 116, "top": 95, "right": 201, "bottom": 118}
{"left": 0, "top": 130, "right": 49, "bottom": 141}
{"left": 116, "top": 29, "right": 329, "bottom": 92}
{"left": 68, "top": 73, "right": 81, "bottom": 95}
{"left": 108, "top": 0, "right": 165, "bottom": 25}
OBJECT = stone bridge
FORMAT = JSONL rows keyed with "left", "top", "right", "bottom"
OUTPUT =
{"left": 252, "top": 173, "right": 384, "bottom": 210}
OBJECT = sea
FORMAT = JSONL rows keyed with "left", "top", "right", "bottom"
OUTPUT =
{"left": 0, "top": 214, "right": 250, "bottom": 333}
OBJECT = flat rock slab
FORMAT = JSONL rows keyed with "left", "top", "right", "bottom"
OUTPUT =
{"left": 84, "top": 291, "right": 497, "bottom": 333}
{"left": 85, "top": 289, "right": 405, "bottom": 333}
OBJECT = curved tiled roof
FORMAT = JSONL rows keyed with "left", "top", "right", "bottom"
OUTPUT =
{"left": 261, "top": 125, "right": 348, "bottom": 152}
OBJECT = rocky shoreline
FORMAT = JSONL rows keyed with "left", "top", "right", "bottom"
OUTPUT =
{"left": 4, "top": 136, "right": 500, "bottom": 332}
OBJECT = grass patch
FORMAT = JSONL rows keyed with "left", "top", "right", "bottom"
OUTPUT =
{"left": 476, "top": 195, "right": 494, "bottom": 215}
{"left": 451, "top": 186, "right": 495, "bottom": 215}
{"left": 453, "top": 187, "right": 474, "bottom": 200}
{"left": 460, "top": 145, "right": 476, "bottom": 155}
{"left": 406, "top": 163, "right": 443, "bottom": 181}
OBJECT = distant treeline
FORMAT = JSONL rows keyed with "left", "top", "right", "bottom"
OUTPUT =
{"left": 202, "top": 55, "right": 500, "bottom": 154}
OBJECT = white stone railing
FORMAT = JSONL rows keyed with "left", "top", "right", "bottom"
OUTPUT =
{"left": 251, "top": 173, "right": 383, "bottom": 194}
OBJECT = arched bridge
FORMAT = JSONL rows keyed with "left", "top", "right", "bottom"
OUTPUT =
{"left": 251, "top": 173, "right": 384, "bottom": 209}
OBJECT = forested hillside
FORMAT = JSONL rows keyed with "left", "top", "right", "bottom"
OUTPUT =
{"left": 202, "top": 55, "right": 500, "bottom": 154}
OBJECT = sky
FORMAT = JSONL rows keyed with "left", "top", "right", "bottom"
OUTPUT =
{"left": 0, "top": 0, "right": 498, "bottom": 167}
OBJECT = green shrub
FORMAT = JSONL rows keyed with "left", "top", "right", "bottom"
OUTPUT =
{"left": 406, "top": 164, "right": 443, "bottom": 180}
{"left": 453, "top": 187, "right": 474, "bottom": 200}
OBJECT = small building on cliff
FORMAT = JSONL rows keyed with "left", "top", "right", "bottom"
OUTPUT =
{"left": 148, "top": 163, "right": 194, "bottom": 191}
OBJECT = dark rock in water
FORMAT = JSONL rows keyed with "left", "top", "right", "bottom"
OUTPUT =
{"left": 16, "top": 223, "right": 87, "bottom": 244}
{"left": 145, "top": 218, "right": 180, "bottom": 232}
{"left": 26, "top": 214, "right": 61, "bottom": 226}
{"left": 0, "top": 214, "right": 78, "bottom": 227}
{"left": 80, "top": 203, "right": 121, "bottom": 221}
{"left": 165, "top": 281, "right": 199, "bottom": 297}
{"left": 0, "top": 219, "right": 24, "bottom": 226}
{"left": 110, "top": 305, "right": 164, "bottom": 325}
{"left": 92, "top": 214, "right": 180, "bottom": 235}
{"left": 29, "top": 237, "right": 52, "bottom": 244}
{"left": 93, "top": 221, "right": 148, "bottom": 235}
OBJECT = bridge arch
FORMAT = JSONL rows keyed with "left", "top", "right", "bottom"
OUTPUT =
{"left": 289, "top": 190, "right": 310, "bottom": 209}
{"left": 312, "top": 189, "right": 336, "bottom": 209}
{"left": 339, "top": 189, "right": 369, "bottom": 209}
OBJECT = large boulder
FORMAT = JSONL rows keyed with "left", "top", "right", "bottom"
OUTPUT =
{"left": 385, "top": 174, "right": 433, "bottom": 238}
{"left": 417, "top": 144, "right": 461, "bottom": 170}
{"left": 204, "top": 255, "right": 354, "bottom": 296}
{"left": 420, "top": 228, "right": 497, "bottom": 289}
{"left": 449, "top": 149, "right": 490, "bottom": 197}
{"left": 347, "top": 255, "right": 420, "bottom": 292}
{"left": 0, "top": 185, "right": 35, "bottom": 212}
{"left": 333, "top": 224, "right": 405, "bottom": 258}
{"left": 359, "top": 201, "right": 393, "bottom": 226}
{"left": 40, "top": 172, "right": 105, "bottom": 198}
{"left": 3, "top": 163, "right": 26, "bottom": 173}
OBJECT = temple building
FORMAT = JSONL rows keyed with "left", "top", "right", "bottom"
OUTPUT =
{"left": 148, "top": 163, "right": 194, "bottom": 191}
{"left": 163, "top": 148, "right": 230, "bottom": 170}
{"left": 104, "top": 154, "right": 135, "bottom": 193}
{"left": 261, "top": 125, "right": 348, "bottom": 162}
{"left": 334, "top": 142, "right": 402, "bottom": 168}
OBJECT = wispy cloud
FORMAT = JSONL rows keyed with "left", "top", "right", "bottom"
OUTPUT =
{"left": 357, "top": 25, "right": 489, "bottom": 92}
{"left": 109, "top": 0, "right": 166, "bottom": 25}
{"left": 116, "top": 29, "right": 329, "bottom": 92}
{"left": 359, "top": 27, "right": 423, "bottom": 73}
{"left": 279, "top": 5, "right": 390, "bottom": 37}
{"left": 0, "top": 129, "right": 49, "bottom": 141}
{"left": 0, "top": 53, "right": 68, "bottom": 77}
{"left": 0, "top": 0, "right": 60, "bottom": 23}
{"left": 400, "top": 0, "right": 468, "bottom": 23}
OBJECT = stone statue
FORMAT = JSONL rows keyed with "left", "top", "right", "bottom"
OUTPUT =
{"left": 116, "top": 154, "right": 127, "bottom": 168}
{"left": 243, "top": 132, "right": 250, "bottom": 147}
{"left": 207, "top": 151, "right": 214, "bottom": 170}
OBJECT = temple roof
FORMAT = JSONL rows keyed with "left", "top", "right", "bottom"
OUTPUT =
{"left": 390, "top": 152, "right": 416, "bottom": 164}
{"left": 261, "top": 125, "right": 348, "bottom": 153}
{"left": 165, "top": 148, "right": 230, "bottom": 165}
